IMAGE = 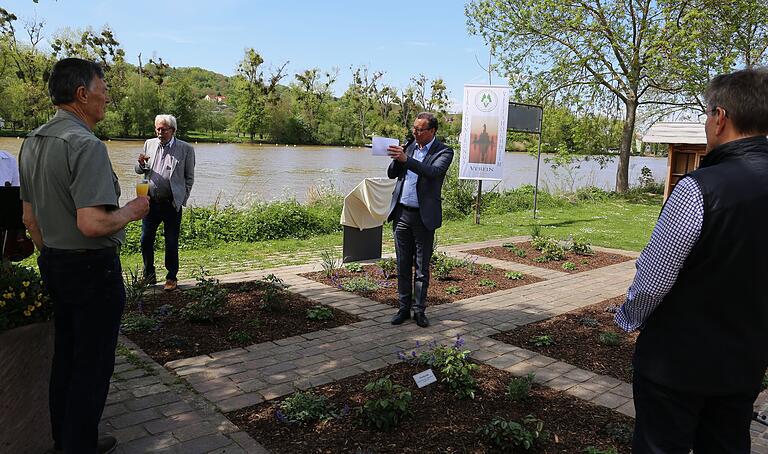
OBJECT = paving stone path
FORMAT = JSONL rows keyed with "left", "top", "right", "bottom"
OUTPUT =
{"left": 106, "top": 237, "right": 768, "bottom": 453}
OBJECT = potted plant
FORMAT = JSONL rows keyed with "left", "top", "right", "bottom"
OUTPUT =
{"left": 0, "top": 260, "right": 54, "bottom": 453}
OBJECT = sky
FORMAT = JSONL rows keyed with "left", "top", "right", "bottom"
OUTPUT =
{"left": 7, "top": 0, "right": 498, "bottom": 110}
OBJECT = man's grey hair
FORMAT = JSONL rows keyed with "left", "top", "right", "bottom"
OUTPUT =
{"left": 416, "top": 112, "right": 438, "bottom": 131}
{"left": 155, "top": 114, "right": 177, "bottom": 130}
{"left": 704, "top": 67, "right": 768, "bottom": 135}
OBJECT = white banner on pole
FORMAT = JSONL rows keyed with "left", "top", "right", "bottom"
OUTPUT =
{"left": 458, "top": 85, "right": 510, "bottom": 181}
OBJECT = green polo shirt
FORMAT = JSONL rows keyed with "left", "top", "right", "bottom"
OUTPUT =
{"left": 19, "top": 109, "right": 125, "bottom": 249}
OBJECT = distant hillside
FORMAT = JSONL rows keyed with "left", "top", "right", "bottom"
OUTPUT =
{"left": 168, "top": 67, "right": 233, "bottom": 97}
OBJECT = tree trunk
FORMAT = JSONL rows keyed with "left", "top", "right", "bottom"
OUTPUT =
{"left": 616, "top": 97, "right": 638, "bottom": 193}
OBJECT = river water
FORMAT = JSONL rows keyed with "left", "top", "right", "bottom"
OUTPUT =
{"left": 0, "top": 137, "right": 667, "bottom": 207}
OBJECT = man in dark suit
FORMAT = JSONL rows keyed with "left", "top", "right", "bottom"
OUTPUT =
{"left": 387, "top": 112, "right": 454, "bottom": 328}
{"left": 135, "top": 114, "right": 195, "bottom": 291}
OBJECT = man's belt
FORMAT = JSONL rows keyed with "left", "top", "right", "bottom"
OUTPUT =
{"left": 43, "top": 246, "right": 119, "bottom": 257}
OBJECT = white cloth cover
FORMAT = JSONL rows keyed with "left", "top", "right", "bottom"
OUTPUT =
{"left": 340, "top": 178, "right": 397, "bottom": 230}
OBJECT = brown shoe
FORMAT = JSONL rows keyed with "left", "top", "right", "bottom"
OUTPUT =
{"left": 163, "top": 279, "right": 178, "bottom": 292}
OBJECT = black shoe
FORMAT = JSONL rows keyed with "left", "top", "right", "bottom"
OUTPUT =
{"left": 413, "top": 312, "right": 429, "bottom": 328}
{"left": 98, "top": 436, "right": 117, "bottom": 454}
{"left": 391, "top": 310, "right": 411, "bottom": 325}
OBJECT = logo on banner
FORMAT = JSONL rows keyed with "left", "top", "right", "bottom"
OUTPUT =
{"left": 474, "top": 90, "right": 498, "bottom": 112}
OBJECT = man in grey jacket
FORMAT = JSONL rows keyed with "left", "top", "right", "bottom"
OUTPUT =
{"left": 135, "top": 114, "right": 195, "bottom": 291}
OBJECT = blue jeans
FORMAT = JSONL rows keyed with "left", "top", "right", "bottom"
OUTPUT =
{"left": 38, "top": 247, "right": 124, "bottom": 454}
{"left": 141, "top": 200, "right": 182, "bottom": 281}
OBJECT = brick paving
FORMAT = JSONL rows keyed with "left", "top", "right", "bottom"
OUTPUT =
{"left": 107, "top": 237, "right": 768, "bottom": 453}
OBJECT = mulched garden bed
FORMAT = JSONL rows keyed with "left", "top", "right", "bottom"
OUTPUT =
{"left": 301, "top": 263, "right": 542, "bottom": 308}
{"left": 465, "top": 241, "right": 633, "bottom": 273}
{"left": 228, "top": 361, "right": 633, "bottom": 453}
{"left": 122, "top": 281, "right": 360, "bottom": 364}
{"left": 493, "top": 296, "right": 637, "bottom": 383}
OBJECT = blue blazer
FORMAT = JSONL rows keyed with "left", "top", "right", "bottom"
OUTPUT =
{"left": 387, "top": 139, "right": 454, "bottom": 231}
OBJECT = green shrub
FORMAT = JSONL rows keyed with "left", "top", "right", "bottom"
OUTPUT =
{"left": 120, "top": 313, "right": 158, "bottom": 334}
{"left": 584, "top": 447, "right": 618, "bottom": 454}
{"left": 505, "top": 271, "right": 524, "bottom": 280}
{"left": 562, "top": 261, "right": 577, "bottom": 271}
{"left": 507, "top": 373, "right": 535, "bottom": 401}
{"left": 344, "top": 262, "right": 364, "bottom": 273}
{"left": 341, "top": 276, "right": 380, "bottom": 294}
{"left": 431, "top": 252, "right": 458, "bottom": 281}
{"left": 0, "top": 262, "right": 50, "bottom": 332}
{"left": 424, "top": 338, "right": 478, "bottom": 399}
{"left": 598, "top": 331, "right": 621, "bottom": 346}
{"left": 571, "top": 237, "right": 595, "bottom": 256}
{"left": 306, "top": 305, "right": 334, "bottom": 321}
{"left": 123, "top": 265, "right": 151, "bottom": 310}
{"left": 319, "top": 249, "right": 340, "bottom": 278}
{"left": 503, "top": 243, "right": 528, "bottom": 257}
{"left": 357, "top": 376, "right": 412, "bottom": 431}
{"left": 476, "top": 415, "right": 545, "bottom": 450}
{"left": 227, "top": 329, "right": 253, "bottom": 344}
{"left": 478, "top": 278, "right": 497, "bottom": 288}
{"left": 445, "top": 285, "right": 461, "bottom": 295}
{"left": 377, "top": 258, "right": 396, "bottom": 279}
{"left": 479, "top": 263, "right": 493, "bottom": 272}
{"left": 278, "top": 392, "right": 335, "bottom": 425}
{"left": 260, "top": 274, "right": 287, "bottom": 312}
{"left": 529, "top": 335, "right": 554, "bottom": 347}
{"left": 180, "top": 268, "right": 228, "bottom": 322}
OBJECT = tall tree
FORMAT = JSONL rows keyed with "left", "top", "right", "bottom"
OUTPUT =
{"left": 465, "top": 0, "right": 702, "bottom": 192}
{"left": 292, "top": 67, "right": 338, "bottom": 139}
{"left": 231, "top": 48, "right": 287, "bottom": 141}
{"left": 346, "top": 65, "right": 383, "bottom": 142}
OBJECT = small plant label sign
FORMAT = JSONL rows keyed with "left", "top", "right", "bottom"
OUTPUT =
{"left": 413, "top": 369, "right": 437, "bottom": 388}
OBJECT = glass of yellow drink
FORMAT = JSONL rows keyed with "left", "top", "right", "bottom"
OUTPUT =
{"left": 136, "top": 179, "right": 149, "bottom": 197}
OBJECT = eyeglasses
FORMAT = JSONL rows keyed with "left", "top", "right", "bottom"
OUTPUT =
{"left": 697, "top": 106, "right": 727, "bottom": 123}
{"left": 412, "top": 127, "right": 433, "bottom": 134}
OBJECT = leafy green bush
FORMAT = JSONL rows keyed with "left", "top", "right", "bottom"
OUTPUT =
{"left": 445, "top": 285, "right": 461, "bottom": 295}
{"left": 562, "top": 261, "right": 577, "bottom": 271}
{"left": 570, "top": 237, "right": 594, "bottom": 256}
{"left": 344, "top": 262, "right": 364, "bottom": 273}
{"left": 260, "top": 274, "right": 287, "bottom": 312}
{"left": 503, "top": 243, "right": 527, "bottom": 257}
{"left": 180, "top": 268, "right": 228, "bottom": 322}
{"left": 431, "top": 252, "right": 459, "bottom": 281}
{"left": 0, "top": 262, "right": 50, "bottom": 332}
{"left": 227, "top": 329, "right": 253, "bottom": 344}
{"left": 306, "top": 305, "right": 334, "bottom": 321}
{"left": 533, "top": 237, "right": 566, "bottom": 261}
{"left": 319, "top": 249, "right": 340, "bottom": 278}
{"left": 598, "top": 331, "right": 621, "bottom": 346}
{"left": 341, "top": 276, "right": 380, "bottom": 294}
{"left": 476, "top": 415, "right": 545, "bottom": 450}
{"left": 120, "top": 313, "right": 158, "bottom": 334}
{"left": 421, "top": 337, "right": 478, "bottom": 399}
{"left": 529, "top": 335, "right": 554, "bottom": 347}
{"left": 504, "top": 271, "right": 524, "bottom": 280}
{"left": 123, "top": 265, "right": 151, "bottom": 310}
{"left": 357, "top": 376, "right": 412, "bottom": 431}
{"left": 507, "top": 373, "right": 535, "bottom": 402}
{"left": 478, "top": 278, "right": 497, "bottom": 288}
{"left": 376, "top": 258, "right": 397, "bottom": 279}
{"left": 277, "top": 392, "right": 335, "bottom": 425}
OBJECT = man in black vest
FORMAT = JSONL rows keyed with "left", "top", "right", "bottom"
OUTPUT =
{"left": 615, "top": 68, "right": 768, "bottom": 453}
{"left": 386, "top": 112, "right": 454, "bottom": 328}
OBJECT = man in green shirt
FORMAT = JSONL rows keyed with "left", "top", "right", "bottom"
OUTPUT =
{"left": 19, "top": 58, "right": 149, "bottom": 454}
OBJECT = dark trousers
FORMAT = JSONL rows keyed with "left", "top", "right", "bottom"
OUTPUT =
{"left": 632, "top": 371, "right": 758, "bottom": 453}
{"left": 393, "top": 205, "right": 434, "bottom": 314}
{"left": 141, "top": 199, "right": 182, "bottom": 281}
{"left": 38, "top": 248, "right": 125, "bottom": 454}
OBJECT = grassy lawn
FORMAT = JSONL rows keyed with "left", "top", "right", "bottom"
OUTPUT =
{"left": 109, "top": 197, "right": 660, "bottom": 280}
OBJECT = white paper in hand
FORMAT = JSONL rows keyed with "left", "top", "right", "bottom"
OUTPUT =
{"left": 372, "top": 136, "right": 399, "bottom": 156}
